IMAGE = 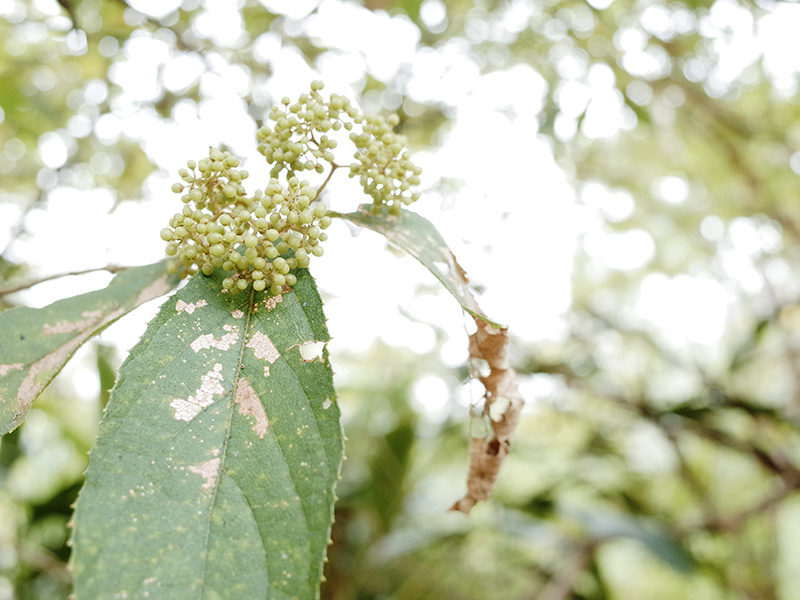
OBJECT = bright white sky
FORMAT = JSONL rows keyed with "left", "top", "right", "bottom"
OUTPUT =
{"left": 4, "top": 0, "right": 800, "bottom": 411}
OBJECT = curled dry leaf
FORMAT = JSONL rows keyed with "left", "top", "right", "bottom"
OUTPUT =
{"left": 336, "top": 206, "right": 523, "bottom": 513}
{"left": 449, "top": 269, "right": 524, "bottom": 515}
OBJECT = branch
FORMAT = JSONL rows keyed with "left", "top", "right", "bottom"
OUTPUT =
{"left": 0, "top": 265, "right": 129, "bottom": 298}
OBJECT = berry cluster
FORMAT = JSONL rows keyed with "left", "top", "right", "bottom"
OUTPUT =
{"left": 256, "top": 80, "right": 421, "bottom": 215}
{"left": 348, "top": 113, "right": 421, "bottom": 214}
{"left": 161, "top": 148, "right": 330, "bottom": 294}
{"left": 163, "top": 82, "right": 421, "bottom": 292}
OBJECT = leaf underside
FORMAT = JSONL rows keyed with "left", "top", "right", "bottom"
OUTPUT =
{"left": 337, "top": 206, "right": 523, "bottom": 514}
{"left": 0, "top": 261, "right": 177, "bottom": 435}
{"left": 336, "top": 206, "right": 503, "bottom": 328}
{"left": 70, "top": 267, "right": 343, "bottom": 600}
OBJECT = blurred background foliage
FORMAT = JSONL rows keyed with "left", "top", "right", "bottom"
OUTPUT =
{"left": 2, "top": 0, "right": 800, "bottom": 598}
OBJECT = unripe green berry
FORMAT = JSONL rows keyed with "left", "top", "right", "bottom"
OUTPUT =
{"left": 245, "top": 235, "right": 258, "bottom": 248}
{"left": 166, "top": 243, "right": 178, "bottom": 256}
{"left": 273, "top": 273, "right": 286, "bottom": 286}
{"left": 222, "top": 278, "right": 235, "bottom": 290}
{"left": 253, "top": 279, "right": 266, "bottom": 291}
{"left": 160, "top": 228, "right": 174, "bottom": 241}
{"left": 172, "top": 183, "right": 184, "bottom": 193}
{"left": 286, "top": 274, "right": 297, "bottom": 286}
{"left": 210, "top": 244, "right": 226, "bottom": 257}
{"left": 237, "top": 279, "right": 249, "bottom": 291}
{"left": 201, "top": 264, "right": 214, "bottom": 276}
{"left": 219, "top": 214, "right": 232, "bottom": 226}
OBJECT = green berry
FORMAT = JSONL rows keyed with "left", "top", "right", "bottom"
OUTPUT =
{"left": 160, "top": 228, "right": 174, "bottom": 241}
{"left": 253, "top": 279, "right": 266, "bottom": 291}
{"left": 210, "top": 244, "right": 226, "bottom": 257}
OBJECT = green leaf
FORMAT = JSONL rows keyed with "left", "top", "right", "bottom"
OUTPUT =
{"left": 335, "top": 206, "right": 503, "bottom": 328}
{"left": 566, "top": 507, "right": 696, "bottom": 573}
{"left": 0, "top": 261, "right": 178, "bottom": 435}
{"left": 71, "top": 267, "right": 343, "bottom": 600}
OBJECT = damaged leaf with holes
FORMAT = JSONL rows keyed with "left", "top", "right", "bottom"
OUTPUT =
{"left": 70, "top": 267, "right": 343, "bottom": 600}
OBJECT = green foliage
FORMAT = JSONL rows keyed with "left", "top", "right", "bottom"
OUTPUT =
{"left": 4, "top": 0, "right": 800, "bottom": 599}
{"left": 71, "top": 267, "right": 342, "bottom": 599}
{"left": 0, "top": 262, "right": 178, "bottom": 435}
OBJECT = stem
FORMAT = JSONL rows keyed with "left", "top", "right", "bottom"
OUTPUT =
{"left": 316, "top": 162, "right": 339, "bottom": 196}
{"left": 0, "top": 265, "right": 128, "bottom": 298}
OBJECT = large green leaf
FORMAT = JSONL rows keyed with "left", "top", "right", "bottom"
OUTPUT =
{"left": 70, "top": 267, "right": 343, "bottom": 600}
{"left": 0, "top": 261, "right": 178, "bottom": 435}
{"left": 335, "top": 206, "right": 503, "bottom": 328}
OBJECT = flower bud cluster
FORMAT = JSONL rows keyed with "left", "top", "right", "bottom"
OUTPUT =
{"left": 162, "top": 147, "right": 331, "bottom": 295}
{"left": 348, "top": 113, "right": 422, "bottom": 215}
{"left": 256, "top": 80, "right": 421, "bottom": 215}
{"left": 164, "top": 82, "right": 423, "bottom": 291}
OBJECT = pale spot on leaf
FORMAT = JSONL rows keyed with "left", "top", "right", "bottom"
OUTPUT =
{"left": 176, "top": 299, "right": 207, "bottom": 314}
{"left": 246, "top": 331, "right": 280, "bottom": 363}
{"left": 263, "top": 366, "right": 270, "bottom": 377}
{"left": 187, "top": 458, "right": 221, "bottom": 491}
{"left": 264, "top": 295, "right": 283, "bottom": 310}
{"left": 42, "top": 310, "right": 104, "bottom": 335}
{"left": 322, "top": 398, "right": 333, "bottom": 410}
{"left": 234, "top": 378, "right": 268, "bottom": 438}
{"left": 170, "top": 363, "right": 224, "bottom": 421}
{"left": 135, "top": 274, "right": 172, "bottom": 306}
{"left": 232, "top": 309, "right": 245, "bottom": 319}
{"left": 18, "top": 307, "right": 125, "bottom": 412}
{"left": 0, "top": 363, "right": 23, "bottom": 377}
{"left": 190, "top": 324, "right": 240, "bottom": 353}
